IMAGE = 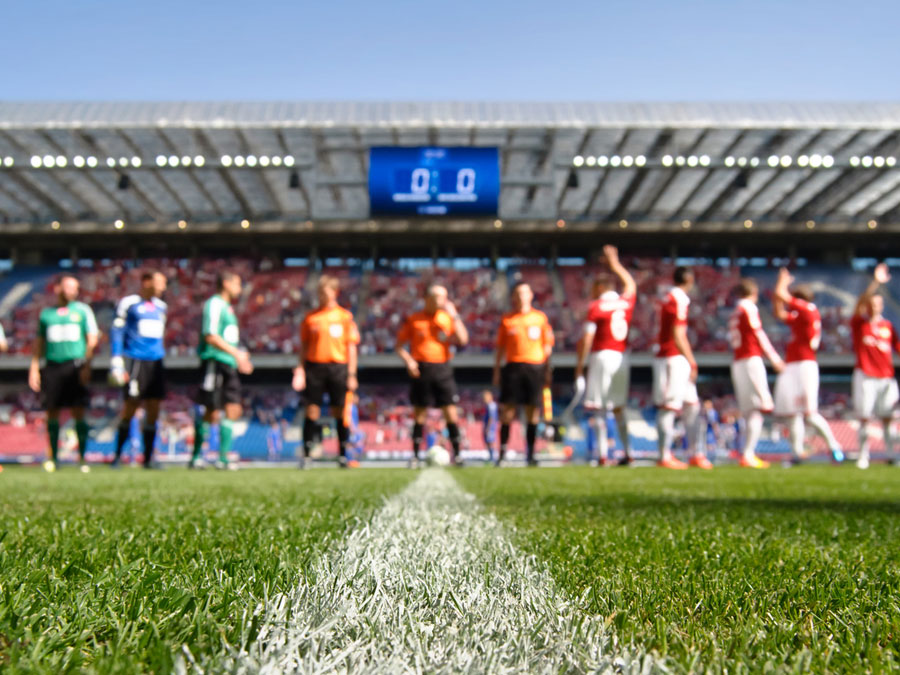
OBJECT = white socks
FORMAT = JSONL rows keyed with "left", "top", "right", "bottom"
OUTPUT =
{"left": 789, "top": 415, "right": 805, "bottom": 458}
{"left": 683, "top": 403, "right": 701, "bottom": 456}
{"left": 883, "top": 419, "right": 898, "bottom": 459}
{"left": 743, "top": 411, "right": 764, "bottom": 460}
{"left": 807, "top": 412, "right": 840, "bottom": 452}
{"left": 657, "top": 409, "right": 676, "bottom": 459}
{"left": 614, "top": 408, "right": 631, "bottom": 458}
{"left": 591, "top": 414, "right": 608, "bottom": 461}
{"left": 858, "top": 421, "right": 870, "bottom": 463}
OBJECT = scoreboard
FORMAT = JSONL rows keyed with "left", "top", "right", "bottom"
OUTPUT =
{"left": 368, "top": 147, "right": 500, "bottom": 216}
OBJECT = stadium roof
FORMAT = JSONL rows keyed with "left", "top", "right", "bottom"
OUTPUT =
{"left": 1, "top": 101, "right": 899, "bottom": 233}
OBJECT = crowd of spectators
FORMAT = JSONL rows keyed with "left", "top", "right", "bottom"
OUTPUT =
{"left": 1, "top": 257, "right": 894, "bottom": 357}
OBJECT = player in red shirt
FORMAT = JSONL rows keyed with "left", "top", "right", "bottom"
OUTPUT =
{"left": 773, "top": 268, "right": 843, "bottom": 463}
{"left": 574, "top": 246, "right": 635, "bottom": 466}
{"left": 851, "top": 263, "right": 900, "bottom": 469}
{"left": 729, "top": 278, "right": 784, "bottom": 469}
{"left": 652, "top": 266, "right": 707, "bottom": 469}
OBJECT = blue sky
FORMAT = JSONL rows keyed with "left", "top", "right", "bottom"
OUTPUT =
{"left": 4, "top": 0, "right": 898, "bottom": 101}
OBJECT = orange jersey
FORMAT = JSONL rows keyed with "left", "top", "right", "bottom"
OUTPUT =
{"left": 497, "top": 309, "right": 554, "bottom": 364}
{"left": 300, "top": 306, "right": 360, "bottom": 364}
{"left": 396, "top": 310, "right": 455, "bottom": 363}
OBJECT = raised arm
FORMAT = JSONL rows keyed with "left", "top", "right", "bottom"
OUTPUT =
{"left": 855, "top": 263, "right": 890, "bottom": 317}
{"left": 773, "top": 267, "right": 793, "bottom": 321}
{"left": 444, "top": 301, "right": 469, "bottom": 347}
{"left": 603, "top": 245, "right": 636, "bottom": 298}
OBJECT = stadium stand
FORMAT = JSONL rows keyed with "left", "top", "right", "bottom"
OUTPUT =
{"left": 4, "top": 257, "right": 896, "bottom": 356}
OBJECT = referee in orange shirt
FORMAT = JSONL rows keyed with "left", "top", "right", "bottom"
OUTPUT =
{"left": 292, "top": 275, "right": 360, "bottom": 468}
{"left": 493, "top": 281, "right": 555, "bottom": 466}
{"left": 396, "top": 284, "right": 469, "bottom": 467}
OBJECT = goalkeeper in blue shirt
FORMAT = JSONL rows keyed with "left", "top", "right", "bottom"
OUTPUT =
{"left": 109, "top": 270, "right": 168, "bottom": 468}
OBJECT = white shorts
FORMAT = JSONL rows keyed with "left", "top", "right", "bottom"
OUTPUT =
{"left": 653, "top": 355, "right": 699, "bottom": 411}
{"left": 852, "top": 368, "right": 899, "bottom": 420}
{"left": 774, "top": 360, "right": 819, "bottom": 416}
{"left": 585, "top": 350, "right": 629, "bottom": 411}
{"left": 731, "top": 356, "right": 774, "bottom": 415}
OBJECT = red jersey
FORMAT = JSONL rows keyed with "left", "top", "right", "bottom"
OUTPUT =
{"left": 783, "top": 297, "right": 821, "bottom": 363}
{"left": 656, "top": 287, "right": 690, "bottom": 357}
{"left": 851, "top": 313, "right": 900, "bottom": 378}
{"left": 586, "top": 291, "right": 635, "bottom": 353}
{"left": 729, "top": 299, "right": 768, "bottom": 361}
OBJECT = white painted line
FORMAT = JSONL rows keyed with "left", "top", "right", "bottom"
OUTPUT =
{"left": 228, "top": 469, "right": 663, "bottom": 674}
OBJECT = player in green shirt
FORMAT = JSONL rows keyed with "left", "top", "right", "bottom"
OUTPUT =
{"left": 28, "top": 275, "right": 99, "bottom": 473}
{"left": 190, "top": 271, "right": 253, "bottom": 469}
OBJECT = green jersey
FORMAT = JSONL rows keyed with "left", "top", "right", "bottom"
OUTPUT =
{"left": 198, "top": 294, "right": 240, "bottom": 367}
{"left": 38, "top": 301, "right": 98, "bottom": 363}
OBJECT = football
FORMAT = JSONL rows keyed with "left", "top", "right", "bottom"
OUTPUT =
{"left": 424, "top": 445, "right": 451, "bottom": 467}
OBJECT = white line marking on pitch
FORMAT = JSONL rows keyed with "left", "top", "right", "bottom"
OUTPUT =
{"left": 229, "top": 469, "right": 663, "bottom": 674}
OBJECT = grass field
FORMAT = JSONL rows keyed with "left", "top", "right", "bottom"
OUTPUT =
{"left": 457, "top": 465, "right": 900, "bottom": 673}
{"left": 2, "top": 464, "right": 898, "bottom": 673}
{"left": 0, "top": 468, "right": 414, "bottom": 673}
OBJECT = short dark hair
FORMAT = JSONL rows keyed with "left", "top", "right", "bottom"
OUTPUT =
{"left": 736, "top": 278, "right": 758, "bottom": 298}
{"left": 593, "top": 273, "right": 615, "bottom": 294}
{"left": 216, "top": 271, "right": 239, "bottom": 291}
{"left": 673, "top": 266, "right": 693, "bottom": 285}
{"left": 512, "top": 281, "right": 530, "bottom": 293}
{"left": 141, "top": 269, "right": 160, "bottom": 282}
{"left": 791, "top": 284, "right": 814, "bottom": 302}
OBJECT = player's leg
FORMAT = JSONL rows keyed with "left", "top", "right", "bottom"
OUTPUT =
{"left": 774, "top": 364, "right": 805, "bottom": 462}
{"left": 301, "top": 364, "right": 326, "bottom": 465}
{"left": 497, "top": 364, "right": 517, "bottom": 465}
{"left": 590, "top": 412, "right": 608, "bottom": 464}
{"left": 411, "top": 407, "right": 427, "bottom": 466}
{"left": 787, "top": 414, "right": 806, "bottom": 460}
{"left": 220, "top": 403, "right": 241, "bottom": 466}
{"left": 139, "top": 360, "right": 166, "bottom": 469}
{"left": 216, "top": 363, "right": 243, "bottom": 468}
{"left": 735, "top": 357, "right": 770, "bottom": 468}
{"left": 797, "top": 361, "right": 842, "bottom": 462}
{"left": 192, "top": 360, "right": 217, "bottom": 467}
{"left": 523, "top": 364, "right": 543, "bottom": 466}
{"left": 71, "top": 406, "right": 90, "bottom": 471}
{"left": 436, "top": 365, "right": 462, "bottom": 465}
{"left": 524, "top": 404, "right": 539, "bottom": 466}
{"left": 45, "top": 408, "right": 60, "bottom": 471}
{"left": 142, "top": 399, "right": 161, "bottom": 468}
{"left": 441, "top": 404, "right": 462, "bottom": 466}
{"left": 655, "top": 357, "right": 687, "bottom": 468}
{"left": 852, "top": 369, "right": 874, "bottom": 469}
{"left": 66, "top": 360, "right": 92, "bottom": 470}
{"left": 740, "top": 409, "right": 766, "bottom": 467}
{"left": 114, "top": 399, "right": 140, "bottom": 467}
{"left": 408, "top": 363, "right": 431, "bottom": 466}
{"left": 327, "top": 364, "right": 350, "bottom": 467}
{"left": 879, "top": 379, "right": 900, "bottom": 463}
{"left": 498, "top": 404, "right": 515, "bottom": 465}
{"left": 609, "top": 352, "right": 633, "bottom": 465}
{"left": 587, "top": 351, "right": 612, "bottom": 465}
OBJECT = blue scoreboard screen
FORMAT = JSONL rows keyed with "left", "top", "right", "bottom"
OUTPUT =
{"left": 368, "top": 147, "right": 500, "bottom": 216}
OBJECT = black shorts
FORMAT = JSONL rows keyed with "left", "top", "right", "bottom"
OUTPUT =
{"left": 41, "top": 360, "right": 90, "bottom": 410}
{"left": 500, "top": 362, "right": 545, "bottom": 407}
{"left": 304, "top": 361, "right": 348, "bottom": 407}
{"left": 410, "top": 362, "right": 459, "bottom": 409}
{"left": 124, "top": 358, "right": 166, "bottom": 401}
{"left": 196, "top": 359, "right": 242, "bottom": 410}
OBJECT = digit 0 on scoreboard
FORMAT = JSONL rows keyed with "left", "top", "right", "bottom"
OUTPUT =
{"left": 368, "top": 147, "right": 500, "bottom": 216}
